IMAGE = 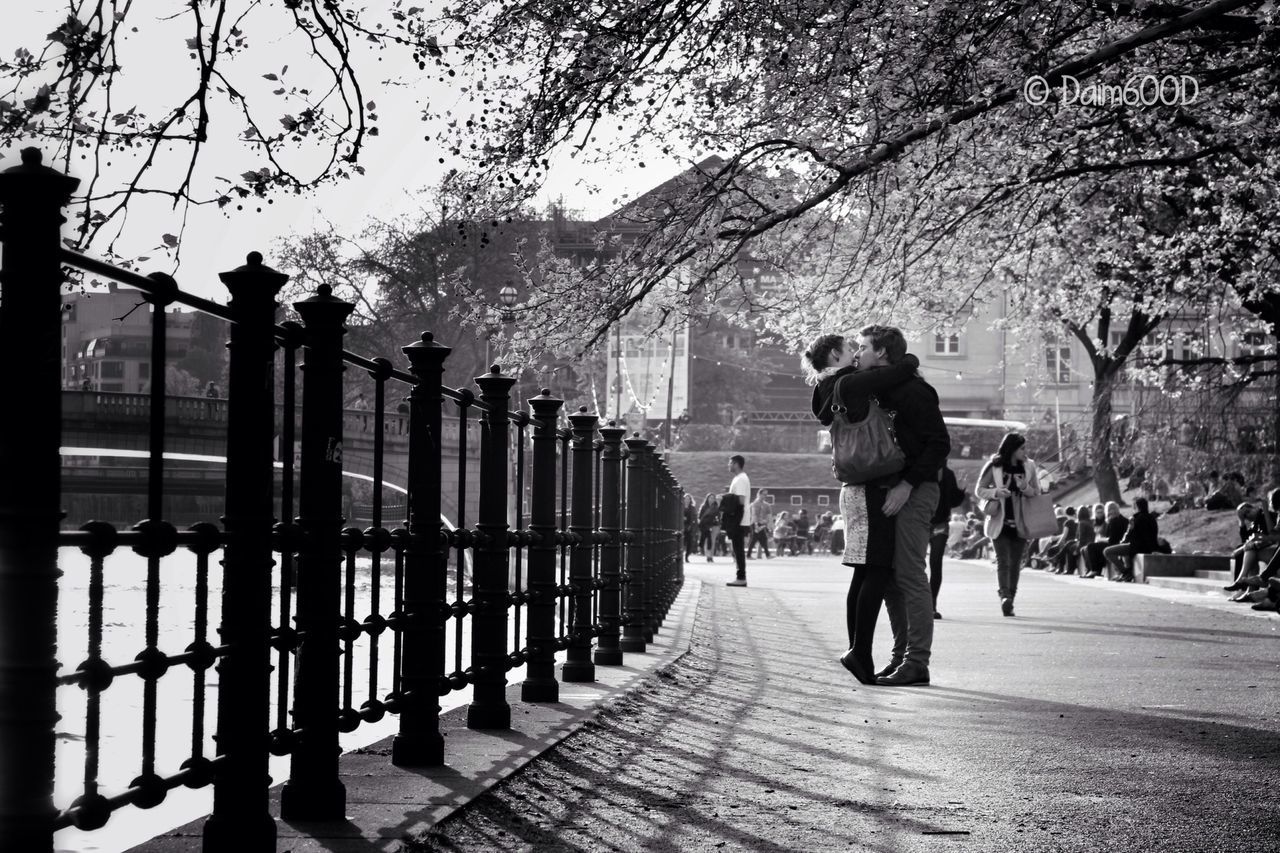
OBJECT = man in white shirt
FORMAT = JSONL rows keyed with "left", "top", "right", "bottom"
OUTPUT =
{"left": 725, "top": 455, "right": 752, "bottom": 587}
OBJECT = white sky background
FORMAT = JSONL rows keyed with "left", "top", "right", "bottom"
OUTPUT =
{"left": 3, "top": 4, "right": 689, "bottom": 303}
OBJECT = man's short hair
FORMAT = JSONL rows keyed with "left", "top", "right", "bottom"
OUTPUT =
{"left": 729, "top": 454, "right": 746, "bottom": 469}
{"left": 858, "top": 324, "right": 908, "bottom": 364}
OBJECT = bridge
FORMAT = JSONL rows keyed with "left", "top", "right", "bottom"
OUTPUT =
{"left": 60, "top": 389, "right": 482, "bottom": 525}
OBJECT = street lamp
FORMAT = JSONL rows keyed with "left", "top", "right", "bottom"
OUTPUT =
{"left": 499, "top": 282, "right": 518, "bottom": 323}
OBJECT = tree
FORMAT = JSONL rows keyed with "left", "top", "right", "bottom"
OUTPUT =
{"left": 275, "top": 190, "right": 543, "bottom": 391}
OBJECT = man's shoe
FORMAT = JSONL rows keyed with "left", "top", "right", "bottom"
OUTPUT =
{"left": 706, "top": 556, "right": 713, "bottom": 563}
{"left": 873, "top": 660, "right": 903, "bottom": 680}
{"left": 1001, "top": 597, "right": 1014, "bottom": 617}
{"left": 933, "top": 610, "right": 942, "bottom": 620}
{"left": 839, "top": 650, "right": 876, "bottom": 685}
{"left": 1251, "top": 599, "right": 1278, "bottom": 611}
{"left": 876, "top": 661, "right": 930, "bottom": 686}
{"left": 725, "top": 578, "right": 747, "bottom": 587}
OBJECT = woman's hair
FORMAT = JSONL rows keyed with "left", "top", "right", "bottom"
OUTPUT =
{"left": 701, "top": 493, "right": 716, "bottom": 507}
{"left": 1078, "top": 505, "right": 1092, "bottom": 520}
{"left": 801, "top": 334, "right": 845, "bottom": 385}
{"left": 1134, "top": 497, "right": 1149, "bottom": 514}
{"left": 1268, "top": 487, "right": 1280, "bottom": 512}
{"left": 1236, "top": 501, "right": 1259, "bottom": 522}
{"left": 1093, "top": 503, "right": 1105, "bottom": 517}
{"left": 992, "top": 432, "right": 1027, "bottom": 468}
{"left": 1104, "top": 501, "right": 1121, "bottom": 519}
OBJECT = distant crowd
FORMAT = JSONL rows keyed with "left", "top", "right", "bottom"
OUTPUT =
{"left": 948, "top": 470, "right": 1280, "bottom": 614}
{"left": 685, "top": 490, "right": 839, "bottom": 559}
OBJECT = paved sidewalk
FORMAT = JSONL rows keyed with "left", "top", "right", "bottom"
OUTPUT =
{"left": 417, "top": 556, "right": 1280, "bottom": 852}
{"left": 128, "top": 580, "right": 701, "bottom": 852}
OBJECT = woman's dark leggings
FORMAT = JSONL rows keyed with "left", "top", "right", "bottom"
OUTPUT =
{"left": 698, "top": 528, "right": 714, "bottom": 554}
{"left": 928, "top": 529, "right": 947, "bottom": 607}
{"left": 846, "top": 563, "right": 890, "bottom": 665}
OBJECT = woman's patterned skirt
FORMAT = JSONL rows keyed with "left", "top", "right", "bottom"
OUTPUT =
{"left": 839, "top": 481, "right": 896, "bottom": 568}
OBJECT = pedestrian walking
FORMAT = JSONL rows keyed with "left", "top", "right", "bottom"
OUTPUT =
{"left": 772, "top": 511, "right": 795, "bottom": 556}
{"left": 723, "top": 455, "right": 752, "bottom": 586}
{"left": 929, "top": 465, "right": 966, "bottom": 619}
{"left": 697, "top": 493, "right": 719, "bottom": 562}
{"left": 793, "top": 509, "right": 813, "bottom": 554}
{"left": 853, "top": 326, "right": 950, "bottom": 686}
{"left": 748, "top": 490, "right": 772, "bottom": 558}
{"left": 806, "top": 332, "right": 923, "bottom": 685}
{"left": 682, "top": 493, "right": 698, "bottom": 561}
{"left": 974, "top": 432, "right": 1045, "bottom": 617}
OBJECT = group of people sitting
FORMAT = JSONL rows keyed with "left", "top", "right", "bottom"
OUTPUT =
{"left": 1222, "top": 489, "right": 1280, "bottom": 612}
{"left": 950, "top": 499, "right": 1167, "bottom": 582}
{"left": 1132, "top": 466, "right": 1259, "bottom": 514}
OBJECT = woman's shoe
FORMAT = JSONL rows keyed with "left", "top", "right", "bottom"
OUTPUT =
{"left": 840, "top": 650, "right": 876, "bottom": 685}
{"left": 1229, "top": 591, "right": 1252, "bottom": 602}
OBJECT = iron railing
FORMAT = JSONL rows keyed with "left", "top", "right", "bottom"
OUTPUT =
{"left": 0, "top": 148, "right": 686, "bottom": 851}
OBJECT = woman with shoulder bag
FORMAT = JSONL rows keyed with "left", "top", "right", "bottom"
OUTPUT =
{"left": 806, "top": 333, "right": 919, "bottom": 684}
{"left": 974, "top": 432, "right": 1048, "bottom": 617}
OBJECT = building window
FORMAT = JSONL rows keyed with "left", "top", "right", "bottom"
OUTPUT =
{"left": 790, "top": 495, "right": 803, "bottom": 506}
{"left": 933, "top": 333, "right": 961, "bottom": 356}
{"left": 763, "top": 493, "right": 775, "bottom": 505}
{"left": 817, "top": 494, "right": 830, "bottom": 507}
{"left": 1240, "top": 331, "right": 1270, "bottom": 358}
{"left": 138, "top": 362, "right": 149, "bottom": 379}
{"left": 100, "top": 361, "right": 125, "bottom": 379}
{"left": 1044, "top": 337, "right": 1071, "bottom": 384}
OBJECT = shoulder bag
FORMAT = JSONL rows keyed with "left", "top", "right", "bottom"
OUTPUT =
{"left": 1016, "top": 491, "right": 1059, "bottom": 540}
{"left": 829, "top": 376, "right": 906, "bottom": 485}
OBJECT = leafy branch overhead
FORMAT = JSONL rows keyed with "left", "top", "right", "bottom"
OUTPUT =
{"left": 3, "top": 1, "right": 1279, "bottom": 359}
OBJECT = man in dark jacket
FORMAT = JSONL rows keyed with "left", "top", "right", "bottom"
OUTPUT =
{"left": 1103, "top": 497, "right": 1159, "bottom": 582}
{"left": 856, "top": 325, "right": 951, "bottom": 685}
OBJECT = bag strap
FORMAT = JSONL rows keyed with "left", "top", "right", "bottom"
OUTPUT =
{"left": 831, "top": 373, "right": 850, "bottom": 413}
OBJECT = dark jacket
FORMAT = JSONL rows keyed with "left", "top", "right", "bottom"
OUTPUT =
{"left": 1102, "top": 515, "right": 1130, "bottom": 545}
{"left": 874, "top": 370, "right": 952, "bottom": 488}
{"left": 931, "top": 465, "right": 966, "bottom": 525}
{"left": 811, "top": 354, "right": 921, "bottom": 426}
{"left": 1123, "top": 511, "right": 1160, "bottom": 555}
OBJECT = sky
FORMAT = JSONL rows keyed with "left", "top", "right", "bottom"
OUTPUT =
{"left": 4, "top": 4, "right": 689, "bottom": 303}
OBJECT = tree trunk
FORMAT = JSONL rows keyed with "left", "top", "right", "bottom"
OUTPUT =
{"left": 1090, "top": 369, "right": 1124, "bottom": 504}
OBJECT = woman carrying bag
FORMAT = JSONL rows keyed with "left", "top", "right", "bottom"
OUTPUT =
{"left": 974, "top": 432, "right": 1055, "bottom": 617}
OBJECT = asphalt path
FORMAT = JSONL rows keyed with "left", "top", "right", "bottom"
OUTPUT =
{"left": 416, "top": 554, "right": 1280, "bottom": 852}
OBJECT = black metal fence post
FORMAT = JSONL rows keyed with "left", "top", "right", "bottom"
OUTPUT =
{"left": 280, "top": 284, "right": 353, "bottom": 821}
{"left": 469, "top": 365, "right": 516, "bottom": 730}
{"left": 392, "top": 332, "right": 451, "bottom": 767}
{"left": 641, "top": 448, "right": 657, "bottom": 643}
{"left": 0, "top": 148, "right": 79, "bottom": 852}
{"left": 203, "top": 253, "right": 288, "bottom": 850}
{"left": 620, "top": 435, "right": 650, "bottom": 653}
{"left": 562, "top": 407, "right": 599, "bottom": 682}
{"left": 521, "top": 389, "right": 563, "bottom": 702}
{"left": 593, "top": 423, "right": 626, "bottom": 666}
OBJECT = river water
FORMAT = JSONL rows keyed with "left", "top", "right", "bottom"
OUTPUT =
{"left": 52, "top": 546, "right": 548, "bottom": 853}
